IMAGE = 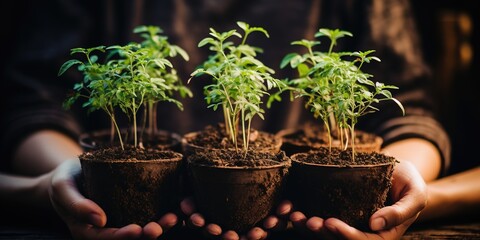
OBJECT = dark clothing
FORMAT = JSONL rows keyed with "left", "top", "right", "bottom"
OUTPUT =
{"left": 0, "top": 0, "right": 450, "bottom": 173}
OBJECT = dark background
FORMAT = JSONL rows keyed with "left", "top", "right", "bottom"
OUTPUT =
{"left": 411, "top": 1, "right": 479, "bottom": 174}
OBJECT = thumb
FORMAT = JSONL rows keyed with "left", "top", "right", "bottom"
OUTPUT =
{"left": 49, "top": 160, "right": 106, "bottom": 227}
{"left": 370, "top": 175, "right": 426, "bottom": 230}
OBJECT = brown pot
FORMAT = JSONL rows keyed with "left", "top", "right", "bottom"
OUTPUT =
{"left": 288, "top": 148, "right": 395, "bottom": 231}
{"left": 79, "top": 148, "right": 183, "bottom": 227}
{"left": 187, "top": 150, "right": 290, "bottom": 233}
{"left": 79, "top": 128, "right": 182, "bottom": 152}
{"left": 276, "top": 126, "right": 382, "bottom": 156}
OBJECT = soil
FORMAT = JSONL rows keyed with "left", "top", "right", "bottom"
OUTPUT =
{"left": 80, "top": 145, "right": 179, "bottom": 161}
{"left": 187, "top": 124, "right": 280, "bottom": 151}
{"left": 79, "top": 147, "right": 183, "bottom": 227}
{"left": 289, "top": 147, "right": 395, "bottom": 231}
{"left": 278, "top": 122, "right": 382, "bottom": 155}
{"left": 295, "top": 147, "right": 395, "bottom": 166}
{"left": 187, "top": 149, "right": 290, "bottom": 233}
{"left": 187, "top": 149, "right": 289, "bottom": 168}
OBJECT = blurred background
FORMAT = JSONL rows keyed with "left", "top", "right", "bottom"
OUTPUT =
{"left": 411, "top": 1, "right": 479, "bottom": 174}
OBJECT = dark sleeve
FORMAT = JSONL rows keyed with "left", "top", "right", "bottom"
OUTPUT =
{"left": 356, "top": 0, "right": 451, "bottom": 175}
{"left": 0, "top": 1, "right": 90, "bottom": 171}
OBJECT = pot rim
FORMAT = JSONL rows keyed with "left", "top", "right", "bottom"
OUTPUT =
{"left": 80, "top": 151, "right": 183, "bottom": 163}
{"left": 182, "top": 130, "right": 283, "bottom": 151}
{"left": 187, "top": 156, "right": 290, "bottom": 170}
{"left": 290, "top": 152, "right": 394, "bottom": 168}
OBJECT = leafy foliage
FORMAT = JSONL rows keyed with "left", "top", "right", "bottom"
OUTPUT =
{"left": 281, "top": 28, "right": 404, "bottom": 159}
{"left": 59, "top": 25, "right": 191, "bottom": 150}
{"left": 190, "top": 22, "right": 287, "bottom": 153}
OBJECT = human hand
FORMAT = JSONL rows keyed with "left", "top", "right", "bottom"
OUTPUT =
{"left": 180, "top": 197, "right": 292, "bottom": 240}
{"left": 47, "top": 159, "right": 179, "bottom": 239}
{"left": 290, "top": 161, "right": 427, "bottom": 239}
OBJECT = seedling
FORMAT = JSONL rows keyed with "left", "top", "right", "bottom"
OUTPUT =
{"left": 190, "top": 21, "right": 287, "bottom": 153}
{"left": 281, "top": 28, "right": 404, "bottom": 159}
{"left": 59, "top": 25, "right": 191, "bottom": 150}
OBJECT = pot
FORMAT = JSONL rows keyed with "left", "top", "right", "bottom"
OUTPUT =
{"left": 288, "top": 148, "right": 395, "bottom": 231}
{"left": 187, "top": 150, "right": 290, "bottom": 233}
{"left": 80, "top": 148, "right": 183, "bottom": 227}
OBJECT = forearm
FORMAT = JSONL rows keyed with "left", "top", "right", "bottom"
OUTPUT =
{"left": 12, "top": 130, "right": 83, "bottom": 175}
{"left": 381, "top": 138, "right": 442, "bottom": 182}
{"left": 0, "top": 172, "right": 53, "bottom": 211}
{"left": 1, "top": 130, "right": 83, "bottom": 211}
{"left": 417, "top": 167, "right": 480, "bottom": 223}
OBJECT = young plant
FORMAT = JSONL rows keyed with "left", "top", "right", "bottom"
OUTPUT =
{"left": 59, "top": 25, "right": 191, "bottom": 150}
{"left": 281, "top": 28, "right": 404, "bottom": 159}
{"left": 190, "top": 21, "right": 287, "bottom": 153}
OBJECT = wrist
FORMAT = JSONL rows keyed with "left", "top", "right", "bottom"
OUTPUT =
{"left": 33, "top": 171, "right": 56, "bottom": 211}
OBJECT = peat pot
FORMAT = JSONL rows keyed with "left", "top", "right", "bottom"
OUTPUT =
{"left": 79, "top": 147, "right": 183, "bottom": 227}
{"left": 187, "top": 150, "right": 290, "bottom": 233}
{"left": 289, "top": 148, "right": 395, "bottom": 231}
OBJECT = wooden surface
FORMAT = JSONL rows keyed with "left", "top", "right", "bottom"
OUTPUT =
{"left": 1, "top": 222, "right": 480, "bottom": 239}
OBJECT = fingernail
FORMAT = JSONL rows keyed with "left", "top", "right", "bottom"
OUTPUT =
{"left": 371, "top": 217, "right": 386, "bottom": 231}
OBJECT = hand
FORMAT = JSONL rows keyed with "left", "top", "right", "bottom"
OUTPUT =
{"left": 180, "top": 197, "right": 292, "bottom": 240}
{"left": 47, "top": 159, "right": 178, "bottom": 239}
{"left": 290, "top": 161, "right": 427, "bottom": 239}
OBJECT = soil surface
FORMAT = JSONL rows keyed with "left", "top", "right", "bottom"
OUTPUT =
{"left": 188, "top": 124, "right": 280, "bottom": 150}
{"left": 188, "top": 149, "right": 289, "bottom": 168}
{"left": 295, "top": 147, "right": 396, "bottom": 166}
{"left": 80, "top": 146, "right": 179, "bottom": 161}
{"left": 281, "top": 122, "right": 378, "bottom": 148}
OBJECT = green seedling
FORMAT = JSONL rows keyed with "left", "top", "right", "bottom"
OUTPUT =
{"left": 281, "top": 28, "right": 404, "bottom": 159}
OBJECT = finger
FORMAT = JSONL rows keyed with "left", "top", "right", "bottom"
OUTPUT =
{"left": 222, "top": 230, "right": 240, "bottom": 240}
{"left": 204, "top": 223, "right": 222, "bottom": 239}
{"left": 187, "top": 213, "right": 206, "bottom": 229}
{"left": 180, "top": 197, "right": 197, "bottom": 216}
{"left": 71, "top": 224, "right": 143, "bottom": 240}
{"left": 306, "top": 217, "right": 336, "bottom": 240}
{"left": 50, "top": 163, "right": 106, "bottom": 227}
{"left": 142, "top": 222, "right": 163, "bottom": 240}
{"left": 324, "top": 218, "right": 371, "bottom": 240}
{"left": 371, "top": 186, "right": 426, "bottom": 231}
{"left": 263, "top": 216, "right": 288, "bottom": 232}
{"left": 246, "top": 227, "right": 268, "bottom": 240}
{"left": 305, "top": 217, "right": 324, "bottom": 233}
{"left": 158, "top": 212, "right": 178, "bottom": 232}
{"left": 276, "top": 200, "right": 293, "bottom": 217}
{"left": 290, "top": 211, "right": 309, "bottom": 236}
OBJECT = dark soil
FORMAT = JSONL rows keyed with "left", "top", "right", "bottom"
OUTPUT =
{"left": 187, "top": 124, "right": 280, "bottom": 150}
{"left": 295, "top": 147, "right": 396, "bottom": 166}
{"left": 80, "top": 145, "right": 179, "bottom": 162}
{"left": 282, "top": 122, "right": 378, "bottom": 147}
{"left": 187, "top": 149, "right": 289, "bottom": 168}
{"left": 289, "top": 148, "right": 395, "bottom": 231}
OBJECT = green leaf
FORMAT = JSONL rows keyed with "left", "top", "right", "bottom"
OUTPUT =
{"left": 280, "top": 53, "right": 298, "bottom": 69}
{"left": 198, "top": 37, "right": 215, "bottom": 47}
{"left": 58, "top": 59, "right": 83, "bottom": 76}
